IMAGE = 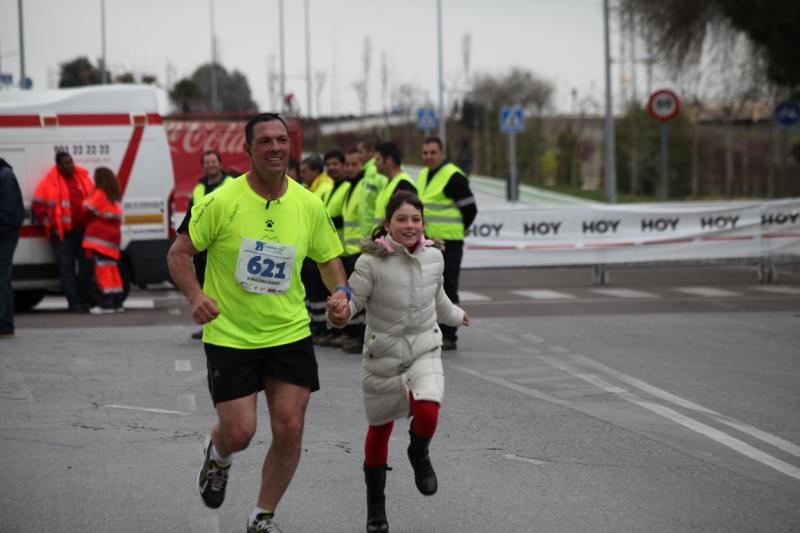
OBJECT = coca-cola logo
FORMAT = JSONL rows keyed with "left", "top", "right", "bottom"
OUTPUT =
{"left": 165, "top": 121, "right": 246, "bottom": 155}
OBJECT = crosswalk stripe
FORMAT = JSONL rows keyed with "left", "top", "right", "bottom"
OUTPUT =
{"left": 751, "top": 286, "right": 800, "bottom": 296}
{"left": 459, "top": 290, "right": 491, "bottom": 302}
{"left": 511, "top": 289, "right": 576, "bottom": 300}
{"left": 673, "top": 287, "right": 742, "bottom": 297}
{"left": 590, "top": 288, "right": 659, "bottom": 299}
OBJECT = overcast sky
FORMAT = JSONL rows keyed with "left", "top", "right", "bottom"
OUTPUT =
{"left": 0, "top": 0, "right": 658, "bottom": 115}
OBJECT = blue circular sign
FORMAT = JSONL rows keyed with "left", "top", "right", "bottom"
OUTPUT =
{"left": 773, "top": 100, "right": 800, "bottom": 128}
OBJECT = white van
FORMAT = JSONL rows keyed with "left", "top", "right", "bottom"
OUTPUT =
{"left": 0, "top": 85, "right": 176, "bottom": 310}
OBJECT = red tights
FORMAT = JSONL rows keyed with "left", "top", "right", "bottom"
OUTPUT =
{"left": 364, "top": 395, "right": 439, "bottom": 467}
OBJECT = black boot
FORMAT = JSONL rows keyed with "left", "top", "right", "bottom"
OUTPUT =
{"left": 407, "top": 429, "right": 437, "bottom": 496}
{"left": 364, "top": 464, "right": 389, "bottom": 533}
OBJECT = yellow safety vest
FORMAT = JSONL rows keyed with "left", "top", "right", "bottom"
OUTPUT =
{"left": 326, "top": 181, "right": 351, "bottom": 244}
{"left": 417, "top": 163, "right": 465, "bottom": 240}
{"left": 310, "top": 172, "right": 334, "bottom": 204}
{"left": 342, "top": 178, "right": 367, "bottom": 256}
{"left": 373, "top": 172, "right": 415, "bottom": 226}
{"left": 191, "top": 174, "right": 235, "bottom": 205}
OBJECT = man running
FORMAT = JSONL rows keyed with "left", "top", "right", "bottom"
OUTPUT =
{"left": 167, "top": 113, "right": 349, "bottom": 532}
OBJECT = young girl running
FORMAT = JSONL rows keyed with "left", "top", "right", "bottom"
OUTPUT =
{"left": 82, "top": 167, "right": 124, "bottom": 314}
{"left": 327, "top": 190, "right": 469, "bottom": 532}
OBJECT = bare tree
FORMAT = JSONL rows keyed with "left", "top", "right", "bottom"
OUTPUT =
{"left": 469, "top": 68, "right": 554, "bottom": 113}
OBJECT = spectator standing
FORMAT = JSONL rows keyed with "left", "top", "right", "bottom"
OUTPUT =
{"left": 0, "top": 158, "right": 25, "bottom": 335}
{"left": 416, "top": 137, "right": 477, "bottom": 351}
{"left": 82, "top": 167, "right": 125, "bottom": 314}
{"left": 32, "top": 152, "right": 94, "bottom": 312}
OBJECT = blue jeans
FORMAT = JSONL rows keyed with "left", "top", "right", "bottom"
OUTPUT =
{"left": 0, "top": 231, "right": 19, "bottom": 331}
{"left": 50, "top": 229, "right": 91, "bottom": 309}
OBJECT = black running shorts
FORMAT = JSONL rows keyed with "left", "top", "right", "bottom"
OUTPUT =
{"left": 204, "top": 336, "right": 319, "bottom": 405}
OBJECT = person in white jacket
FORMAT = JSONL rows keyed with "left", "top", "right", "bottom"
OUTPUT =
{"left": 327, "top": 190, "right": 469, "bottom": 533}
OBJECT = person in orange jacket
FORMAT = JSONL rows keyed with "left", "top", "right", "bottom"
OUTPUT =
{"left": 32, "top": 152, "right": 94, "bottom": 312}
{"left": 82, "top": 167, "right": 124, "bottom": 314}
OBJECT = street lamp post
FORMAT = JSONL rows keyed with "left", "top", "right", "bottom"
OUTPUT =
{"left": 18, "top": 0, "right": 26, "bottom": 89}
{"left": 436, "top": 0, "right": 446, "bottom": 148}
{"left": 603, "top": 0, "right": 617, "bottom": 203}
{"left": 209, "top": 0, "right": 219, "bottom": 111}
{"left": 100, "top": 0, "right": 107, "bottom": 83}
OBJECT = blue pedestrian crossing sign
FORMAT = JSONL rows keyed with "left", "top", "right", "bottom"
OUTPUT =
{"left": 500, "top": 106, "right": 525, "bottom": 133}
{"left": 774, "top": 101, "right": 800, "bottom": 129}
{"left": 417, "top": 108, "right": 437, "bottom": 131}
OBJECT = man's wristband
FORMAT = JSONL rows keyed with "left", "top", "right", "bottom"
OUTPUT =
{"left": 334, "top": 285, "right": 352, "bottom": 301}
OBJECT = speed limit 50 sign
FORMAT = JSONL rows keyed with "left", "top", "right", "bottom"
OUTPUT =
{"left": 648, "top": 89, "right": 681, "bottom": 121}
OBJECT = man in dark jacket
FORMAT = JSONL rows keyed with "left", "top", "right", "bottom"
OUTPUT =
{"left": 0, "top": 159, "right": 25, "bottom": 335}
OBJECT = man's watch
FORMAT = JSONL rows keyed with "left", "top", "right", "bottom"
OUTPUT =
{"left": 335, "top": 285, "right": 352, "bottom": 301}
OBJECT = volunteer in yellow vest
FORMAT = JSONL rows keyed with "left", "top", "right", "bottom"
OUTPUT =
{"left": 167, "top": 113, "right": 349, "bottom": 533}
{"left": 339, "top": 148, "right": 368, "bottom": 354}
{"left": 357, "top": 135, "right": 388, "bottom": 237}
{"left": 416, "top": 136, "right": 478, "bottom": 351}
{"left": 372, "top": 141, "right": 416, "bottom": 227}
{"left": 187, "top": 150, "right": 236, "bottom": 339}
{"left": 300, "top": 155, "right": 334, "bottom": 204}
{"left": 299, "top": 154, "right": 336, "bottom": 345}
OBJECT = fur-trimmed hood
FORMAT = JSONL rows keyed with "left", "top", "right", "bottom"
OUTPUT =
{"left": 360, "top": 234, "right": 445, "bottom": 257}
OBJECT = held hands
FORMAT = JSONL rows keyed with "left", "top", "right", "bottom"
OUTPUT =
{"left": 326, "top": 291, "right": 351, "bottom": 327}
{"left": 190, "top": 292, "right": 220, "bottom": 325}
{"left": 461, "top": 310, "right": 470, "bottom": 326}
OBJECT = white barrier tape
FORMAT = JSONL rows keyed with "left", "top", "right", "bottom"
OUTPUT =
{"left": 462, "top": 198, "right": 800, "bottom": 268}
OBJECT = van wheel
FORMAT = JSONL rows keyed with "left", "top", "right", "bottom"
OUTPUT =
{"left": 14, "top": 290, "right": 47, "bottom": 313}
{"left": 119, "top": 260, "right": 132, "bottom": 301}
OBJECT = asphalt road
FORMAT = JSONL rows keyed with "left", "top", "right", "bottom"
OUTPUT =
{"left": 2, "top": 264, "right": 799, "bottom": 532}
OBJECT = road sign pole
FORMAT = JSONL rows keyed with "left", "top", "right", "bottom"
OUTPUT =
{"left": 660, "top": 122, "right": 668, "bottom": 200}
{"left": 508, "top": 132, "right": 518, "bottom": 202}
{"left": 780, "top": 127, "right": 788, "bottom": 197}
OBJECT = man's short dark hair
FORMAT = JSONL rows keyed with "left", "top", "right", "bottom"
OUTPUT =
{"left": 323, "top": 150, "right": 345, "bottom": 164}
{"left": 377, "top": 141, "right": 402, "bottom": 166}
{"left": 245, "top": 113, "right": 288, "bottom": 145}
{"left": 55, "top": 151, "right": 71, "bottom": 165}
{"left": 359, "top": 133, "right": 382, "bottom": 152}
{"left": 301, "top": 155, "right": 324, "bottom": 173}
{"left": 200, "top": 149, "right": 222, "bottom": 166}
{"left": 346, "top": 147, "right": 360, "bottom": 157}
{"left": 423, "top": 136, "right": 444, "bottom": 150}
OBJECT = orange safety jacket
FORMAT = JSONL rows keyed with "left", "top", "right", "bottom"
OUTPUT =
{"left": 82, "top": 189, "right": 123, "bottom": 260}
{"left": 32, "top": 165, "right": 94, "bottom": 241}
{"left": 93, "top": 254, "right": 123, "bottom": 296}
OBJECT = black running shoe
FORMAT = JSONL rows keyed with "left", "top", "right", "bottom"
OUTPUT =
{"left": 198, "top": 434, "right": 230, "bottom": 508}
{"left": 247, "top": 513, "right": 283, "bottom": 533}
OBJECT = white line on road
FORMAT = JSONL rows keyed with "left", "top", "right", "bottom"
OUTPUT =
{"left": 502, "top": 453, "right": 548, "bottom": 465}
{"left": 566, "top": 354, "right": 800, "bottom": 459}
{"left": 751, "top": 285, "right": 800, "bottom": 296}
{"left": 175, "top": 360, "right": 192, "bottom": 372}
{"left": 674, "top": 287, "right": 741, "bottom": 298}
{"left": 520, "top": 333, "right": 546, "bottom": 344}
{"left": 459, "top": 290, "right": 491, "bottom": 301}
{"left": 541, "top": 357, "right": 800, "bottom": 481}
{"left": 104, "top": 404, "right": 190, "bottom": 415}
{"left": 590, "top": 288, "right": 660, "bottom": 299}
{"left": 512, "top": 289, "right": 576, "bottom": 300}
{"left": 168, "top": 308, "right": 182, "bottom": 315}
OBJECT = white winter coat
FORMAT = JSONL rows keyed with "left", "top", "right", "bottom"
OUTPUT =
{"left": 345, "top": 234, "right": 464, "bottom": 425}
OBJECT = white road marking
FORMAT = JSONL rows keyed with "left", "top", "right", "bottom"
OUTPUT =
{"left": 459, "top": 290, "right": 491, "bottom": 302}
{"left": 168, "top": 308, "right": 181, "bottom": 315}
{"left": 34, "top": 296, "right": 155, "bottom": 310}
{"left": 177, "top": 394, "right": 196, "bottom": 412}
{"left": 590, "top": 288, "right": 659, "bottom": 299}
{"left": 542, "top": 357, "right": 800, "bottom": 481}
{"left": 174, "top": 360, "right": 192, "bottom": 372}
{"left": 104, "top": 404, "right": 190, "bottom": 415}
{"left": 673, "top": 287, "right": 741, "bottom": 298}
{"left": 520, "top": 333, "right": 546, "bottom": 344}
{"left": 512, "top": 289, "right": 576, "bottom": 300}
{"left": 502, "top": 453, "right": 547, "bottom": 465}
{"left": 566, "top": 354, "right": 800, "bottom": 458}
{"left": 751, "top": 286, "right": 800, "bottom": 296}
